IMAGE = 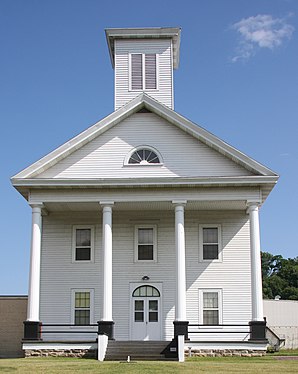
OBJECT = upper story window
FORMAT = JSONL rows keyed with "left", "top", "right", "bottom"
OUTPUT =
{"left": 134, "top": 225, "right": 157, "bottom": 262}
{"left": 72, "top": 226, "right": 94, "bottom": 262}
{"left": 129, "top": 148, "right": 160, "bottom": 165}
{"left": 130, "top": 53, "right": 158, "bottom": 91}
{"left": 199, "top": 224, "right": 222, "bottom": 262}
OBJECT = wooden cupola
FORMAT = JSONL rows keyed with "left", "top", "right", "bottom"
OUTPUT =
{"left": 105, "top": 27, "right": 181, "bottom": 110}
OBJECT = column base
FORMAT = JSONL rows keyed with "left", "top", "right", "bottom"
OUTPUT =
{"left": 97, "top": 321, "right": 114, "bottom": 340}
{"left": 24, "top": 321, "right": 42, "bottom": 340}
{"left": 249, "top": 320, "right": 267, "bottom": 341}
{"left": 173, "top": 320, "right": 189, "bottom": 340}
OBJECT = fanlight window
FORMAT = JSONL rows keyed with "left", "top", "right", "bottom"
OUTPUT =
{"left": 128, "top": 148, "right": 160, "bottom": 165}
{"left": 132, "top": 285, "right": 160, "bottom": 297}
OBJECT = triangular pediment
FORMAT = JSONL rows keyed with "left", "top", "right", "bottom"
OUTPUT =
{"left": 11, "top": 93, "right": 278, "bottom": 184}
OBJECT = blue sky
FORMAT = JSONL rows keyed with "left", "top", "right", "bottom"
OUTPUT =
{"left": 1, "top": 0, "right": 297, "bottom": 294}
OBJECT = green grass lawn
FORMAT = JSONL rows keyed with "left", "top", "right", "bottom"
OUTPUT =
{"left": 0, "top": 355, "right": 297, "bottom": 374}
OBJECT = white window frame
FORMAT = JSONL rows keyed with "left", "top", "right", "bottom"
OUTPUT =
{"left": 72, "top": 225, "right": 95, "bottom": 263}
{"left": 199, "top": 224, "right": 222, "bottom": 262}
{"left": 198, "top": 289, "right": 223, "bottom": 326}
{"left": 71, "top": 288, "right": 94, "bottom": 326}
{"left": 124, "top": 145, "right": 163, "bottom": 166}
{"left": 129, "top": 53, "right": 159, "bottom": 91}
{"left": 134, "top": 225, "right": 157, "bottom": 263}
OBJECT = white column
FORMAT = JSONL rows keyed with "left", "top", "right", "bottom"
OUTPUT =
{"left": 27, "top": 204, "right": 43, "bottom": 321}
{"left": 101, "top": 203, "right": 114, "bottom": 321}
{"left": 247, "top": 202, "right": 264, "bottom": 321}
{"left": 173, "top": 201, "right": 187, "bottom": 321}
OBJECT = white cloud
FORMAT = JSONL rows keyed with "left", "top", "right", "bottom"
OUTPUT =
{"left": 231, "top": 14, "right": 294, "bottom": 62}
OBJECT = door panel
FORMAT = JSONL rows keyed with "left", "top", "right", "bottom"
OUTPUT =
{"left": 131, "top": 297, "right": 160, "bottom": 340}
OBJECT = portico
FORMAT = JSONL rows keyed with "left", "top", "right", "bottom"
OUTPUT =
{"left": 23, "top": 188, "right": 266, "bottom": 342}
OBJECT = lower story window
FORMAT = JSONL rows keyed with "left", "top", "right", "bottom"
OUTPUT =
{"left": 199, "top": 289, "right": 222, "bottom": 325}
{"left": 72, "top": 289, "right": 94, "bottom": 325}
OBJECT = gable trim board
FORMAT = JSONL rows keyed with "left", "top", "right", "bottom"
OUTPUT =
{"left": 11, "top": 94, "right": 278, "bottom": 185}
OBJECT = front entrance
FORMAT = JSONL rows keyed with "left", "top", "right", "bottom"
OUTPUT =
{"left": 131, "top": 285, "right": 161, "bottom": 340}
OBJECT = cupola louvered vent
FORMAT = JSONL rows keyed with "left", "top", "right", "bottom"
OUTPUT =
{"left": 130, "top": 53, "right": 157, "bottom": 91}
{"left": 131, "top": 54, "right": 143, "bottom": 90}
{"left": 145, "top": 54, "right": 157, "bottom": 89}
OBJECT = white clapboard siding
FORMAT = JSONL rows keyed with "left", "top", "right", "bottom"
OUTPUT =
{"left": 37, "top": 113, "right": 253, "bottom": 179}
{"left": 40, "top": 209, "right": 251, "bottom": 341}
{"left": 115, "top": 39, "right": 173, "bottom": 109}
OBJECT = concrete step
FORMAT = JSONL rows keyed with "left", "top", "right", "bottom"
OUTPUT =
{"left": 105, "top": 340, "right": 170, "bottom": 361}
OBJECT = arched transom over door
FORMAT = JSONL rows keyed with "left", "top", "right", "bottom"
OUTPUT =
{"left": 131, "top": 285, "right": 161, "bottom": 341}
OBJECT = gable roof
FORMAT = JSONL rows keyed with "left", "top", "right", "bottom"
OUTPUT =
{"left": 12, "top": 93, "right": 278, "bottom": 182}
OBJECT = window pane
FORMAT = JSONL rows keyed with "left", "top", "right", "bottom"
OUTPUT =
{"left": 139, "top": 286, "right": 146, "bottom": 297}
{"left": 145, "top": 54, "right": 157, "bottom": 89}
{"left": 76, "top": 229, "right": 91, "bottom": 246}
{"left": 75, "top": 310, "right": 90, "bottom": 325}
{"left": 133, "top": 288, "right": 140, "bottom": 297}
{"left": 131, "top": 54, "right": 143, "bottom": 90}
{"left": 75, "top": 247, "right": 91, "bottom": 261}
{"left": 149, "top": 300, "right": 158, "bottom": 311}
{"left": 144, "top": 149, "right": 152, "bottom": 161}
{"left": 203, "top": 292, "right": 218, "bottom": 308}
{"left": 203, "top": 245, "right": 218, "bottom": 260}
{"left": 135, "top": 300, "right": 144, "bottom": 311}
{"left": 138, "top": 245, "right": 154, "bottom": 260}
{"left": 152, "top": 288, "right": 159, "bottom": 297}
{"left": 75, "top": 292, "right": 90, "bottom": 308}
{"left": 128, "top": 152, "right": 140, "bottom": 164}
{"left": 203, "top": 310, "right": 219, "bottom": 325}
{"left": 135, "top": 312, "right": 144, "bottom": 322}
{"left": 149, "top": 312, "right": 158, "bottom": 322}
{"left": 203, "top": 228, "right": 218, "bottom": 243}
{"left": 138, "top": 228, "right": 153, "bottom": 244}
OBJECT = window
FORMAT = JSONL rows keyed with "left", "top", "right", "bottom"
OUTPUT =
{"left": 72, "top": 226, "right": 94, "bottom": 262}
{"left": 134, "top": 225, "right": 157, "bottom": 262}
{"left": 71, "top": 289, "right": 94, "bottom": 326}
{"left": 130, "top": 53, "right": 158, "bottom": 90}
{"left": 132, "top": 285, "right": 160, "bottom": 297}
{"left": 199, "top": 224, "right": 222, "bottom": 262}
{"left": 199, "top": 289, "right": 222, "bottom": 326}
{"left": 128, "top": 148, "right": 160, "bottom": 165}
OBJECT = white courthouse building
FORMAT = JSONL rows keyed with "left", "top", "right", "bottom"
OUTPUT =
{"left": 11, "top": 27, "right": 278, "bottom": 360}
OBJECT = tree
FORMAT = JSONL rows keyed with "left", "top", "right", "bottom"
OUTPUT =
{"left": 261, "top": 252, "right": 298, "bottom": 300}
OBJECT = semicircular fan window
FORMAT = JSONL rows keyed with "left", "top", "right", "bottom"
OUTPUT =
{"left": 128, "top": 148, "right": 160, "bottom": 164}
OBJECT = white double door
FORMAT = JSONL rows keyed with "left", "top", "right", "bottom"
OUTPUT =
{"left": 131, "top": 297, "right": 161, "bottom": 340}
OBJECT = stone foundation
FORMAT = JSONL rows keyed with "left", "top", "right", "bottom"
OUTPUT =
{"left": 25, "top": 349, "right": 96, "bottom": 358}
{"left": 185, "top": 349, "right": 266, "bottom": 358}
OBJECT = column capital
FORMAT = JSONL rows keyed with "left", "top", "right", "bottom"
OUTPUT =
{"left": 246, "top": 201, "right": 261, "bottom": 213}
{"left": 99, "top": 201, "right": 114, "bottom": 208}
{"left": 172, "top": 200, "right": 187, "bottom": 207}
{"left": 29, "top": 203, "right": 44, "bottom": 210}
